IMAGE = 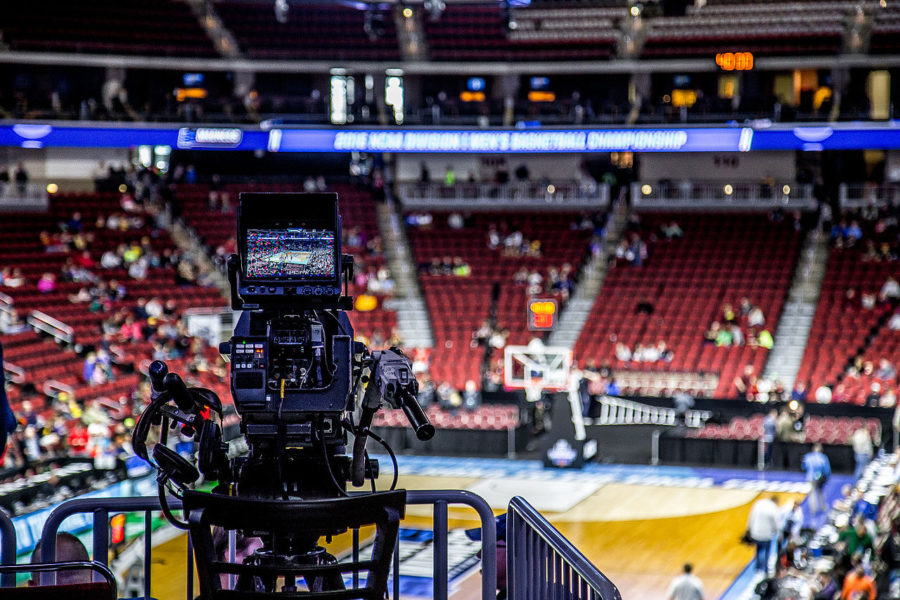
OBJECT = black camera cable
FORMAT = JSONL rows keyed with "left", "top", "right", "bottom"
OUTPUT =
{"left": 318, "top": 420, "right": 349, "bottom": 498}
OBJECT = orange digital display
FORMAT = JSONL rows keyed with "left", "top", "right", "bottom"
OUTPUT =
{"left": 715, "top": 52, "right": 754, "bottom": 71}
{"left": 528, "top": 299, "right": 558, "bottom": 330}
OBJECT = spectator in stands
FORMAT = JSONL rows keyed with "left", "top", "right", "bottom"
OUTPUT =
{"left": 729, "top": 324, "right": 744, "bottom": 347}
{"left": 762, "top": 409, "right": 777, "bottom": 469}
{"left": 748, "top": 306, "right": 766, "bottom": 329}
{"left": 876, "top": 358, "right": 896, "bottom": 380}
{"left": 36, "top": 272, "right": 56, "bottom": 294}
{"left": 665, "top": 563, "right": 704, "bottom": 600}
{"left": 861, "top": 292, "right": 876, "bottom": 311}
{"left": 838, "top": 523, "right": 875, "bottom": 565}
{"left": 851, "top": 426, "right": 873, "bottom": 481}
{"left": 29, "top": 532, "right": 91, "bottom": 586}
{"left": 747, "top": 495, "right": 779, "bottom": 576}
{"left": 802, "top": 443, "right": 831, "bottom": 515}
{"left": 866, "top": 383, "right": 883, "bottom": 408}
{"left": 463, "top": 380, "right": 481, "bottom": 411}
{"left": 880, "top": 277, "right": 900, "bottom": 304}
{"left": 615, "top": 342, "right": 632, "bottom": 363}
{"left": 14, "top": 163, "right": 28, "bottom": 194}
{"left": 758, "top": 329, "right": 775, "bottom": 350}
{"left": 734, "top": 365, "right": 756, "bottom": 400}
{"left": 0, "top": 308, "right": 27, "bottom": 334}
{"left": 791, "top": 382, "right": 809, "bottom": 403}
{"left": 714, "top": 325, "right": 733, "bottom": 347}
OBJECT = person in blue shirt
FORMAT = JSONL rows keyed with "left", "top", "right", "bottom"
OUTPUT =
{"left": 802, "top": 443, "right": 831, "bottom": 515}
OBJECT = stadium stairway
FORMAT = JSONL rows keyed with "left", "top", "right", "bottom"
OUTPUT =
{"left": 549, "top": 194, "right": 628, "bottom": 351}
{"left": 762, "top": 227, "right": 829, "bottom": 389}
{"left": 376, "top": 201, "right": 434, "bottom": 349}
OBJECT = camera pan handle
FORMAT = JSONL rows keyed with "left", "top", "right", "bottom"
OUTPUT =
{"left": 399, "top": 390, "right": 435, "bottom": 441}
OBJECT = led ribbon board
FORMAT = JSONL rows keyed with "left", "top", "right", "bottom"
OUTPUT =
{"left": 2, "top": 123, "right": 900, "bottom": 152}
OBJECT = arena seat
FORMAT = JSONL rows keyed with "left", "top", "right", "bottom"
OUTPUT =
{"left": 2, "top": 0, "right": 217, "bottom": 57}
{"left": 424, "top": 4, "right": 618, "bottom": 62}
{"left": 408, "top": 211, "right": 594, "bottom": 390}
{"left": 795, "top": 247, "right": 899, "bottom": 403}
{"left": 574, "top": 213, "right": 803, "bottom": 398}
{"left": 214, "top": 1, "right": 401, "bottom": 61}
{"left": 642, "top": 0, "right": 848, "bottom": 58}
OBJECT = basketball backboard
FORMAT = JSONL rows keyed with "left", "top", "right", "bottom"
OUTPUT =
{"left": 503, "top": 345, "right": 572, "bottom": 391}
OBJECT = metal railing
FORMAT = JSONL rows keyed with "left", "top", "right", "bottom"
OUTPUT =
{"left": 26, "top": 310, "right": 74, "bottom": 345}
{"left": 397, "top": 181, "right": 610, "bottom": 210}
{"left": 507, "top": 496, "right": 621, "bottom": 600}
{"left": 595, "top": 395, "right": 711, "bottom": 428}
{"left": 2, "top": 361, "right": 25, "bottom": 385}
{"left": 0, "top": 183, "right": 49, "bottom": 212}
{"left": 0, "top": 292, "right": 13, "bottom": 314}
{"left": 631, "top": 181, "right": 816, "bottom": 211}
{"left": 42, "top": 379, "right": 74, "bottom": 400}
{"left": 839, "top": 182, "right": 900, "bottom": 208}
{"left": 20, "top": 490, "right": 497, "bottom": 600}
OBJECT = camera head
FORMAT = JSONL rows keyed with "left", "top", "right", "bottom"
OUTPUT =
{"left": 228, "top": 192, "right": 353, "bottom": 312}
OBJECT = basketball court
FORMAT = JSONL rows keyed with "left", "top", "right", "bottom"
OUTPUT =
{"left": 147, "top": 456, "right": 838, "bottom": 600}
{"left": 266, "top": 251, "right": 312, "bottom": 266}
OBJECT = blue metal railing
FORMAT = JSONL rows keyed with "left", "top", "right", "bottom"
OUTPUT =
{"left": 0, "top": 491, "right": 616, "bottom": 599}
{"left": 0, "top": 490, "right": 496, "bottom": 600}
{"left": 507, "top": 495, "right": 621, "bottom": 600}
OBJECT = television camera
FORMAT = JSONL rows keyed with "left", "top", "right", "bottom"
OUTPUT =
{"left": 132, "top": 192, "right": 434, "bottom": 597}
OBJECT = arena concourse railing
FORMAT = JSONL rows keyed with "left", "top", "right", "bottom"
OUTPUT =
{"left": 839, "top": 182, "right": 900, "bottom": 208}
{"left": 397, "top": 181, "right": 610, "bottom": 211}
{"left": 507, "top": 496, "right": 621, "bottom": 600}
{"left": 0, "top": 183, "right": 48, "bottom": 212}
{"left": 631, "top": 181, "right": 816, "bottom": 211}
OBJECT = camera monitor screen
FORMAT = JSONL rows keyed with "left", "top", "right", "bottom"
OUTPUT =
{"left": 238, "top": 192, "right": 340, "bottom": 284}
{"left": 246, "top": 227, "right": 336, "bottom": 279}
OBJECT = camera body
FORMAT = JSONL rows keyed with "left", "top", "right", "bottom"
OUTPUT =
{"left": 132, "top": 190, "right": 433, "bottom": 596}
{"left": 223, "top": 193, "right": 356, "bottom": 451}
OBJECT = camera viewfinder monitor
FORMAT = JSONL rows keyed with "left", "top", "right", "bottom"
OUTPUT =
{"left": 237, "top": 193, "right": 341, "bottom": 298}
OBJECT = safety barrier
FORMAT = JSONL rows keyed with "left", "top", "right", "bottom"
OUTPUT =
{"left": 595, "top": 395, "right": 710, "bottom": 428}
{"left": 507, "top": 495, "right": 621, "bottom": 600}
{"left": 0, "top": 490, "right": 616, "bottom": 599}
{"left": 0, "top": 491, "right": 496, "bottom": 599}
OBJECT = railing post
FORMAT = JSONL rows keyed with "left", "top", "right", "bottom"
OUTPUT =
{"left": 651, "top": 430, "right": 661, "bottom": 466}
{"left": 433, "top": 500, "right": 449, "bottom": 600}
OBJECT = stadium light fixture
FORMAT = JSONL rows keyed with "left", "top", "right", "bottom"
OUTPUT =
{"left": 403, "top": 7, "right": 413, "bottom": 18}
{"left": 782, "top": 185, "right": 791, "bottom": 195}
{"left": 641, "top": 184, "right": 652, "bottom": 195}
{"left": 723, "top": 184, "right": 734, "bottom": 195}
{"left": 46, "top": 183, "right": 58, "bottom": 194}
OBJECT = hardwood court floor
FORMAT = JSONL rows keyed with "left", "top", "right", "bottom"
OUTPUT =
{"left": 148, "top": 473, "right": 804, "bottom": 600}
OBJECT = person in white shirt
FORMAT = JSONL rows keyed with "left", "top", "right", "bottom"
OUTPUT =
{"left": 667, "top": 563, "right": 704, "bottom": 600}
{"left": 747, "top": 496, "right": 780, "bottom": 575}
{"left": 851, "top": 426, "right": 873, "bottom": 481}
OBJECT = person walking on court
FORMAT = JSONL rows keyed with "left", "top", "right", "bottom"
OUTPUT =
{"left": 747, "top": 495, "right": 780, "bottom": 576}
{"left": 802, "top": 443, "right": 832, "bottom": 515}
{"left": 667, "top": 563, "right": 704, "bottom": 600}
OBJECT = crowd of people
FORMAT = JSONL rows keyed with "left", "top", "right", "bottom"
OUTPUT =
{"left": 706, "top": 298, "right": 774, "bottom": 350}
